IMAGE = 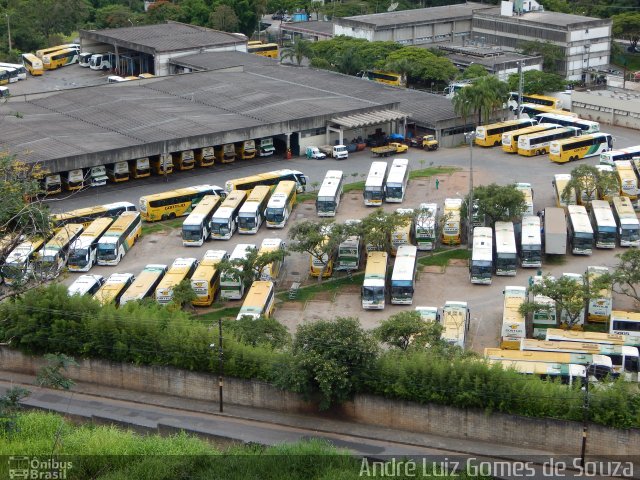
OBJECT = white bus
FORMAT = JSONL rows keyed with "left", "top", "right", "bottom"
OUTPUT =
{"left": 362, "top": 251, "right": 388, "bottom": 310}
{"left": 210, "top": 190, "right": 247, "bottom": 240}
{"left": 611, "top": 196, "right": 640, "bottom": 247}
{"left": 67, "top": 274, "right": 105, "bottom": 297}
{"left": 535, "top": 113, "right": 600, "bottom": 134}
{"left": 441, "top": 301, "right": 470, "bottom": 348}
{"left": 442, "top": 198, "right": 463, "bottom": 245}
{"left": 96, "top": 212, "right": 142, "bottom": 265}
{"left": 120, "top": 264, "right": 168, "bottom": 306}
{"left": 236, "top": 281, "right": 275, "bottom": 320}
{"left": 68, "top": 218, "right": 114, "bottom": 272}
{"left": 520, "top": 216, "right": 542, "bottom": 268}
{"left": 517, "top": 127, "right": 581, "bottom": 157}
{"left": 337, "top": 221, "right": 362, "bottom": 271}
{"left": 470, "top": 227, "right": 493, "bottom": 285}
{"left": 1, "top": 238, "right": 45, "bottom": 286}
{"left": 586, "top": 265, "right": 612, "bottom": 324}
{"left": 390, "top": 245, "right": 417, "bottom": 305}
{"left": 489, "top": 359, "right": 586, "bottom": 386}
{"left": 364, "top": 161, "right": 388, "bottom": 206}
{"left": 258, "top": 238, "right": 286, "bottom": 281}
{"left": 611, "top": 311, "right": 640, "bottom": 346}
{"left": 494, "top": 221, "right": 517, "bottom": 276}
{"left": 514, "top": 183, "right": 534, "bottom": 216}
{"left": 220, "top": 244, "right": 256, "bottom": 300}
{"left": 32, "top": 224, "right": 83, "bottom": 280}
{"left": 600, "top": 145, "right": 640, "bottom": 166}
{"left": 182, "top": 195, "right": 222, "bottom": 246}
{"left": 155, "top": 258, "right": 198, "bottom": 305}
{"left": 500, "top": 286, "right": 527, "bottom": 350}
{"left": 316, "top": 170, "right": 344, "bottom": 217}
{"left": 567, "top": 205, "right": 594, "bottom": 255}
{"left": 552, "top": 173, "right": 577, "bottom": 208}
{"left": 589, "top": 200, "right": 616, "bottom": 249}
{"left": 532, "top": 276, "right": 557, "bottom": 339}
{"left": 0, "top": 62, "right": 27, "bottom": 80}
{"left": 384, "top": 158, "right": 410, "bottom": 203}
{"left": 415, "top": 203, "right": 438, "bottom": 251}
{"left": 237, "top": 185, "right": 271, "bottom": 234}
{"left": 191, "top": 250, "right": 228, "bottom": 307}
{"left": 265, "top": 181, "right": 297, "bottom": 228}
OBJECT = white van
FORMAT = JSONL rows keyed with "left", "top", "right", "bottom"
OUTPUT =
{"left": 107, "top": 75, "right": 126, "bottom": 83}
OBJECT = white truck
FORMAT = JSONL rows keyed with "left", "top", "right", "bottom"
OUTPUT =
{"left": 305, "top": 146, "right": 326, "bottom": 160}
{"left": 319, "top": 144, "right": 349, "bottom": 160}
{"left": 259, "top": 137, "right": 275, "bottom": 157}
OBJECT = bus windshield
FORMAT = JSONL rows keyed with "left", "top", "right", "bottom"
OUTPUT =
{"left": 238, "top": 214, "right": 256, "bottom": 230}
{"left": 211, "top": 219, "right": 230, "bottom": 236}
{"left": 316, "top": 199, "right": 336, "bottom": 213}
{"left": 471, "top": 261, "right": 492, "bottom": 278}
{"left": 182, "top": 224, "right": 203, "bottom": 241}
{"left": 573, "top": 232, "right": 593, "bottom": 249}
{"left": 266, "top": 207, "right": 284, "bottom": 223}
{"left": 391, "top": 281, "right": 413, "bottom": 299}
{"left": 68, "top": 248, "right": 88, "bottom": 266}
{"left": 362, "top": 285, "right": 385, "bottom": 302}
{"left": 97, "top": 242, "right": 117, "bottom": 260}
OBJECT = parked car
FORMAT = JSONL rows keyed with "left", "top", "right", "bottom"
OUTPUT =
{"left": 271, "top": 12, "right": 284, "bottom": 20}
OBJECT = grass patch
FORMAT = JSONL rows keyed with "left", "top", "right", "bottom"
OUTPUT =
{"left": 141, "top": 218, "right": 184, "bottom": 237}
{"left": 418, "top": 248, "right": 470, "bottom": 267}
{"left": 195, "top": 307, "right": 241, "bottom": 323}
{"left": 277, "top": 272, "right": 365, "bottom": 303}
{"left": 583, "top": 323, "right": 608, "bottom": 333}
{"left": 409, "top": 166, "right": 458, "bottom": 180}
{"left": 344, "top": 181, "right": 365, "bottom": 193}
{"left": 296, "top": 192, "right": 317, "bottom": 204}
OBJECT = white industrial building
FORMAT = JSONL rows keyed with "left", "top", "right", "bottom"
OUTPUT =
{"left": 571, "top": 89, "right": 640, "bottom": 130}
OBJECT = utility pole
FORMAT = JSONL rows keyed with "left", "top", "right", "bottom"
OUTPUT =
{"left": 580, "top": 365, "right": 590, "bottom": 467}
{"left": 5, "top": 13, "right": 11, "bottom": 52}
{"left": 465, "top": 132, "right": 474, "bottom": 249}
{"left": 218, "top": 317, "right": 224, "bottom": 413}
{"left": 517, "top": 61, "right": 523, "bottom": 119}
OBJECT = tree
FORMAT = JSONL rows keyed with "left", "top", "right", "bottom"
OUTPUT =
{"left": 452, "top": 85, "right": 474, "bottom": 127}
{"left": 145, "top": 0, "right": 182, "bottom": 24}
{"left": 562, "top": 165, "right": 620, "bottom": 207}
{"left": 520, "top": 41, "right": 565, "bottom": 73}
{"left": 177, "top": 0, "right": 211, "bottom": 26}
{"left": 452, "top": 76, "right": 509, "bottom": 125}
{"left": 0, "top": 386, "right": 30, "bottom": 435}
{"left": 358, "top": 209, "right": 412, "bottom": 255}
{"left": 462, "top": 183, "right": 526, "bottom": 228}
{"left": 36, "top": 353, "right": 78, "bottom": 391}
{"left": 383, "top": 47, "right": 457, "bottom": 84}
{"left": 374, "top": 311, "right": 443, "bottom": 351}
{"left": 280, "top": 39, "right": 312, "bottom": 66}
{"left": 288, "top": 220, "right": 349, "bottom": 281}
{"left": 281, "top": 317, "right": 378, "bottom": 410}
{"left": 209, "top": 4, "right": 240, "bottom": 32}
{"left": 94, "top": 5, "right": 137, "bottom": 29}
{"left": 217, "top": 247, "right": 286, "bottom": 291}
{"left": 612, "top": 13, "right": 640, "bottom": 52}
{"left": 459, "top": 63, "right": 488, "bottom": 80}
{"left": 607, "top": 250, "right": 640, "bottom": 305}
{"left": 169, "top": 279, "right": 197, "bottom": 311}
{"left": 507, "top": 70, "right": 566, "bottom": 94}
{"left": 334, "top": 47, "right": 363, "bottom": 76}
{"left": 19, "top": 0, "right": 89, "bottom": 43}
{"left": 227, "top": 316, "right": 290, "bottom": 349}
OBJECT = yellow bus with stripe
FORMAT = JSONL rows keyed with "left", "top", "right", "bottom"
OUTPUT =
{"left": 265, "top": 181, "right": 297, "bottom": 228}
{"left": 247, "top": 43, "right": 279, "bottom": 58}
{"left": 500, "top": 286, "right": 527, "bottom": 350}
{"left": 139, "top": 185, "right": 223, "bottom": 222}
{"left": 258, "top": 238, "right": 286, "bottom": 281}
{"left": 93, "top": 273, "right": 135, "bottom": 307}
{"left": 96, "top": 212, "right": 142, "bottom": 266}
{"left": 42, "top": 48, "right": 80, "bottom": 70}
{"left": 21, "top": 53, "right": 43, "bottom": 76}
{"left": 32, "top": 224, "right": 83, "bottom": 280}
{"left": 224, "top": 169, "right": 307, "bottom": 194}
{"left": 475, "top": 118, "right": 535, "bottom": 147}
{"left": 236, "top": 281, "right": 276, "bottom": 320}
{"left": 35, "top": 44, "right": 79, "bottom": 59}
{"left": 191, "top": 250, "right": 227, "bottom": 307}
{"left": 501, "top": 124, "right": 559, "bottom": 153}
{"left": 155, "top": 257, "right": 198, "bottom": 305}
{"left": 549, "top": 133, "right": 613, "bottom": 163}
{"left": 119, "top": 264, "right": 168, "bottom": 306}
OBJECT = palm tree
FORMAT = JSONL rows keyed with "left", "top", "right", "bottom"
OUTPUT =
{"left": 335, "top": 47, "right": 363, "bottom": 76}
{"left": 280, "top": 39, "right": 312, "bottom": 66}
{"left": 452, "top": 86, "right": 473, "bottom": 127}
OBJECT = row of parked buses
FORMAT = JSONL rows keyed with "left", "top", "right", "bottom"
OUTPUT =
{"left": 362, "top": 158, "right": 410, "bottom": 206}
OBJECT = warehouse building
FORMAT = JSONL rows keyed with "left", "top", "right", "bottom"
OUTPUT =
{"left": 280, "top": 21, "right": 335, "bottom": 42}
{"left": 571, "top": 89, "right": 640, "bottom": 130}
{"left": 440, "top": 45, "right": 542, "bottom": 81}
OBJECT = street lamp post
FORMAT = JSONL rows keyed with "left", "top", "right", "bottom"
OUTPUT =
{"left": 5, "top": 14, "right": 11, "bottom": 52}
{"left": 464, "top": 132, "right": 475, "bottom": 248}
{"left": 580, "top": 364, "right": 590, "bottom": 467}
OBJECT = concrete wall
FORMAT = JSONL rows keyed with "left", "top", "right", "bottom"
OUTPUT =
{"left": 571, "top": 90, "right": 640, "bottom": 130}
{"left": 2, "top": 347, "right": 639, "bottom": 457}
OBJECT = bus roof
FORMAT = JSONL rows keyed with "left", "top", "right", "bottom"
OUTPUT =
{"left": 365, "top": 162, "right": 388, "bottom": 188}
{"left": 477, "top": 118, "right": 533, "bottom": 131}
{"left": 225, "top": 169, "right": 303, "bottom": 191}
{"left": 98, "top": 212, "right": 140, "bottom": 240}
{"left": 490, "top": 359, "right": 586, "bottom": 377}
{"left": 120, "top": 265, "right": 167, "bottom": 302}
{"left": 519, "top": 126, "right": 578, "bottom": 140}
{"left": 535, "top": 112, "right": 595, "bottom": 125}
{"left": 590, "top": 200, "right": 616, "bottom": 228}
{"left": 318, "top": 173, "right": 343, "bottom": 198}
{"left": 5, "top": 238, "right": 45, "bottom": 263}
{"left": 41, "top": 224, "right": 83, "bottom": 252}
{"left": 612, "top": 196, "right": 639, "bottom": 225}
{"left": 52, "top": 201, "right": 136, "bottom": 223}
{"left": 78, "top": 217, "right": 114, "bottom": 238}
{"left": 68, "top": 274, "right": 104, "bottom": 296}
{"left": 200, "top": 250, "right": 227, "bottom": 266}
{"left": 521, "top": 216, "right": 541, "bottom": 246}
{"left": 472, "top": 227, "right": 492, "bottom": 261}
{"left": 494, "top": 222, "right": 517, "bottom": 254}
{"left": 444, "top": 198, "right": 462, "bottom": 210}
{"left": 94, "top": 273, "right": 134, "bottom": 304}
{"left": 259, "top": 238, "right": 284, "bottom": 253}
{"left": 230, "top": 244, "right": 256, "bottom": 261}
{"left": 546, "top": 328, "right": 626, "bottom": 345}
{"left": 552, "top": 132, "right": 611, "bottom": 147}
{"left": 140, "top": 185, "right": 221, "bottom": 203}
{"left": 168, "top": 257, "right": 197, "bottom": 271}
{"left": 272, "top": 180, "right": 297, "bottom": 197}
{"left": 266, "top": 192, "right": 288, "bottom": 208}
{"left": 184, "top": 195, "right": 221, "bottom": 220}
{"left": 386, "top": 158, "right": 409, "bottom": 185}
{"left": 522, "top": 339, "right": 637, "bottom": 357}
{"left": 391, "top": 251, "right": 417, "bottom": 282}
{"left": 244, "top": 185, "right": 272, "bottom": 204}
{"left": 239, "top": 281, "right": 274, "bottom": 312}
{"left": 364, "top": 251, "right": 387, "bottom": 279}
{"left": 220, "top": 189, "right": 247, "bottom": 207}
{"left": 567, "top": 205, "right": 593, "bottom": 233}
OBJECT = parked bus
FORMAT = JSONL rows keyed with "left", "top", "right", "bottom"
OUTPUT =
{"left": 182, "top": 195, "right": 222, "bottom": 246}
{"left": 32, "top": 224, "right": 83, "bottom": 280}
{"left": 560, "top": 273, "right": 586, "bottom": 327}
{"left": 171, "top": 150, "right": 195, "bottom": 171}
{"left": 385, "top": 158, "right": 410, "bottom": 203}
{"left": 191, "top": 250, "right": 227, "bottom": 307}
{"left": 224, "top": 169, "right": 307, "bottom": 194}
{"left": 155, "top": 258, "right": 198, "bottom": 305}
{"left": 549, "top": 133, "right": 613, "bottom": 163}
{"left": 441, "top": 301, "right": 470, "bottom": 348}
{"left": 52, "top": 201, "right": 136, "bottom": 229}
{"left": 600, "top": 145, "right": 640, "bottom": 166}
{"left": 519, "top": 104, "right": 577, "bottom": 119}
{"left": 415, "top": 306, "right": 439, "bottom": 322}
{"left": 61, "top": 169, "right": 84, "bottom": 191}
{"left": 610, "top": 311, "right": 640, "bottom": 345}
{"left": 93, "top": 273, "right": 135, "bottom": 307}
{"left": 415, "top": 203, "right": 438, "bottom": 251}
{"left": 361, "top": 251, "right": 388, "bottom": 310}
{"left": 489, "top": 359, "right": 586, "bottom": 386}
{"left": 567, "top": 205, "right": 593, "bottom": 255}
{"left": 517, "top": 127, "right": 581, "bottom": 156}
{"left": 588, "top": 200, "right": 616, "bottom": 249}
{"left": 508, "top": 92, "right": 561, "bottom": 111}
{"left": 236, "top": 281, "right": 276, "bottom": 320}
{"left": 521, "top": 339, "right": 639, "bottom": 382}
{"left": 127, "top": 158, "right": 150, "bottom": 179}
{"left": 500, "top": 286, "right": 527, "bottom": 349}
{"left": 43, "top": 48, "right": 80, "bottom": 70}
{"left": 96, "top": 212, "right": 142, "bottom": 266}
{"left": 210, "top": 190, "right": 247, "bottom": 240}
{"left": 120, "top": 264, "right": 168, "bottom": 306}
{"left": 552, "top": 173, "right": 577, "bottom": 208}
{"left": 238, "top": 185, "right": 271, "bottom": 233}
{"left": 586, "top": 265, "right": 612, "bottom": 323}
{"left": 67, "top": 274, "right": 105, "bottom": 297}
{"left": 21, "top": 54, "right": 43, "bottom": 76}
{"left": 336, "top": 232, "right": 362, "bottom": 271}
{"left": 309, "top": 225, "right": 334, "bottom": 278}
{"left": 520, "top": 215, "right": 542, "bottom": 268}
{"left": 0, "top": 70, "right": 9, "bottom": 85}
{"left": 150, "top": 153, "right": 173, "bottom": 175}
{"left": 475, "top": 118, "right": 535, "bottom": 147}
{"left": 0, "top": 62, "right": 26, "bottom": 80}
{"left": 0, "top": 66, "right": 18, "bottom": 83}
{"left": 195, "top": 147, "right": 216, "bottom": 167}
{"left": 139, "top": 185, "right": 223, "bottom": 222}
{"left": 611, "top": 196, "right": 640, "bottom": 247}
{"left": 220, "top": 244, "right": 256, "bottom": 300}
{"left": 535, "top": 113, "right": 600, "bottom": 134}
{"left": 532, "top": 276, "right": 557, "bottom": 339}
{"left": 247, "top": 43, "right": 279, "bottom": 58}
{"left": 1, "top": 239, "right": 45, "bottom": 286}
{"left": 513, "top": 182, "right": 534, "bottom": 217}
{"left": 502, "top": 124, "right": 559, "bottom": 154}
{"left": 470, "top": 227, "right": 493, "bottom": 285}
{"left": 614, "top": 160, "right": 638, "bottom": 200}
{"left": 35, "top": 44, "right": 80, "bottom": 59}
{"left": 358, "top": 70, "right": 404, "bottom": 87}
{"left": 441, "top": 198, "right": 462, "bottom": 245}
{"left": 258, "top": 238, "right": 286, "bottom": 281}
{"left": 316, "top": 170, "right": 344, "bottom": 217}
{"left": 493, "top": 221, "right": 517, "bottom": 276}
{"left": 364, "top": 161, "right": 388, "bottom": 206}
{"left": 391, "top": 208, "right": 414, "bottom": 256}
{"left": 546, "top": 328, "right": 629, "bottom": 346}
{"left": 390, "top": 245, "right": 417, "bottom": 305}
{"left": 106, "top": 161, "right": 130, "bottom": 183}
{"left": 265, "top": 181, "right": 296, "bottom": 228}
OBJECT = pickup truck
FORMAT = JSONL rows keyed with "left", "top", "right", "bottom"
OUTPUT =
{"left": 319, "top": 145, "right": 349, "bottom": 160}
{"left": 409, "top": 135, "right": 439, "bottom": 151}
{"left": 371, "top": 142, "right": 408, "bottom": 157}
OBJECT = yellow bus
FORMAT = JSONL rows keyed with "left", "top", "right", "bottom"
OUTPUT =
{"left": 247, "top": 43, "right": 279, "bottom": 58}
{"left": 182, "top": 195, "right": 222, "bottom": 246}
{"left": 475, "top": 119, "right": 535, "bottom": 147}
{"left": 441, "top": 198, "right": 462, "bottom": 245}
{"left": 501, "top": 124, "right": 559, "bottom": 154}
{"left": 0, "top": 69, "right": 9, "bottom": 85}
{"left": 519, "top": 104, "right": 578, "bottom": 119}
{"left": 265, "top": 181, "right": 296, "bottom": 228}
{"left": 225, "top": 169, "right": 307, "bottom": 194}
{"left": 1, "top": 238, "right": 45, "bottom": 286}
{"left": 21, "top": 53, "right": 43, "bottom": 76}
{"left": 236, "top": 281, "right": 276, "bottom": 320}
{"left": 155, "top": 257, "right": 198, "bottom": 305}
{"left": 150, "top": 154, "right": 173, "bottom": 175}
{"left": 358, "top": 70, "right": 405, "bottom": 87}
{"left": 93, "top": 273, "right": 135, "bottom": 307}
{"left": 258, "top": 238, "right": 286, "bottom": 281}
{"left": 195, "top": 147, "right": 215, "bottom": 167}
{"left": 549, "top": 133, "right": 613, "bottom": 163}
{"left": 391, "top": 208, "right": 414, "bottom": 256}
{"left": 171, "top": 150, "right": 195, "bottom": 171}
{"left": 191, "top": 250, "right": 228, "bottom": 307}
{"left": 517, "top": 127, "right": 581, "bottom": 157}
{"left": 210, "top": 190, "right": 247, "bottom": 240}
{"left": 52, "top": 201, "right": 137, "bottom": 229}
{"left": 32, "top": 224, "right": 83, "bottom": 280}
{"left": 119, "top": 264, "right": 168, "bottom": 306}
{"left": 614, "top": 160, "right": 638, "bottom": 200}
{"left": 96, "top": 211, "right": 142, "bottom": 266}
{"left": 546, "top": 328, "right": 628, "bottom": 346}
{"left": 238, "top": 185, "right": 272, "bottom": 234}
{"left": 139, "top": 184, "right": 224, "bottom": 222}
{"left": 42, "top": 48, "right": 80, "bottom": 70}
{"left": 310, "top": 226, "right": 334, "bottom": 278}
{"left": 500, "top": 286, "right": 527, "bottom": 350}
{"left": 586, "top": 265, "right": 612, "bottom": 323}
{"left": 508, "top": 92, "right": 561, "bottom": 111}
{"left": 35, "top": 43, "right": 79, "bottom": 59}
{"left": 489, "top": 359, "right": 586, "bottom": 385}
{"left": 361, "top": 251, "right": 388, "bottom": 310}
{"left": 552, "top": 173, "right": 576, "bottom": 208}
